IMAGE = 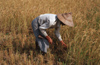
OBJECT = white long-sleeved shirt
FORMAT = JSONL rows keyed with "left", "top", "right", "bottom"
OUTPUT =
{"left": 38, "top": 14, "right": 62, "bottom": 41}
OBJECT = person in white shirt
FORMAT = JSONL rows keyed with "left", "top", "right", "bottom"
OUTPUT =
{"left": 31, "top": 13, "right": 74, "bottom": 55}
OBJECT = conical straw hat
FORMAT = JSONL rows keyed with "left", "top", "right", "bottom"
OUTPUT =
{"left": 57, "top": 13, "right": 74, "bottom": 27}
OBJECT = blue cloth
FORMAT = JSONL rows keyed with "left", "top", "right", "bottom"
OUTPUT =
{"left": 31, "top": 17, "right": 49, "bottom": 53}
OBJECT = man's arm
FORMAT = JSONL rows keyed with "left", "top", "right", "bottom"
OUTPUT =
{"left": 55, "top": 27, "right": 67, "bottom": 47}
{"left": 54, "top": 27, "right": 62, "bottom": 41}
{"left": 39, "top": 22, "right": 53, "bottom": 44}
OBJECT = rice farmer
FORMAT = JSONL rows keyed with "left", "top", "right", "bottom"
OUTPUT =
{"left": 31, "top": 13, "right": 74, "bottom": 55}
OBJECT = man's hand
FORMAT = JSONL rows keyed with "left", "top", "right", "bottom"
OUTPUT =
{"left": 46, "top": 36, "right": 53, "bottom": 44}
{"left": 60, "top": 41, "right": 67, "bottom": 48}
{"left": 38, "top": 35, "right": 44, "bottom": 39}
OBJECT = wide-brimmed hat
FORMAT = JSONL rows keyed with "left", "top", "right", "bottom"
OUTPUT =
{"left": 57, "top": 13, "right": 74, "bottom": 27}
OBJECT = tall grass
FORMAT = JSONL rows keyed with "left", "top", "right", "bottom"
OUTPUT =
{"left": 0, "top": 0, "right": 100, "bottom": 65}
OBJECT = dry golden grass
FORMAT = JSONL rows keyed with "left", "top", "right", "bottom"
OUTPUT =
{"left": 0, "top": 0, "right": 100, "bottom": 65}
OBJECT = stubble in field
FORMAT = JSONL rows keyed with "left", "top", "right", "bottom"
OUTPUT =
{"left": 0, "top": 0, "right": 100, "bottom": 65}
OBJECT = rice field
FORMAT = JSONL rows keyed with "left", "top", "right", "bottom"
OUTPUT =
{"left": 0, "top": 0, "right": 100, "bottom": 65}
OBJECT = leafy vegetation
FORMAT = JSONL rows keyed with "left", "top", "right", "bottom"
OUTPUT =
{"left": 0, "top": 0, "right": 100, "bottom": 65}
